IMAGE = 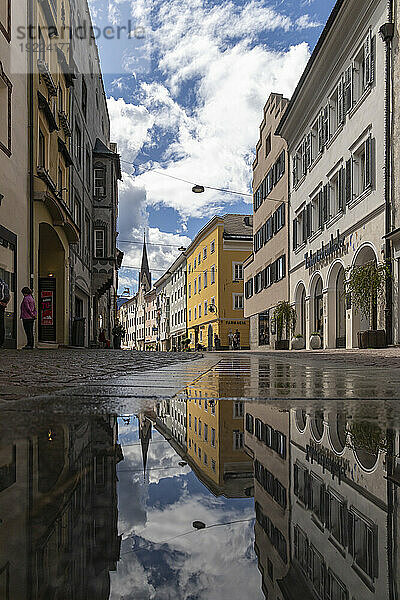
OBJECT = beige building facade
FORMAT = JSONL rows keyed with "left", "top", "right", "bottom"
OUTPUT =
{"left": 244, "top": 93, "right": 289, "bottom": 350}
{"left": 0, "top": 0, "right": 29, "bottom": 347}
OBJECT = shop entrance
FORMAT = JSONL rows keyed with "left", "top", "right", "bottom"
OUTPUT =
{"left": 313, "top": 276, "right": 323, "bottom": 339}
{"left": 38, "top": 223, "right": 65, "bottom": 344}
{"left": 335, "top": 267, "right": 346, "bottom": 347}
{"left": 0, "top": 225, "right": 17, "bottom": 348}
{"left": 208, "top": 324, "right": 213, "bottom": 350}
{"left": 39, "top": 277, "right": 56, "bottom": 342}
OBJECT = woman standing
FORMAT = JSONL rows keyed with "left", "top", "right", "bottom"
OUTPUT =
{"left": 20, "top": 287, "right": 37, "bottom": 349}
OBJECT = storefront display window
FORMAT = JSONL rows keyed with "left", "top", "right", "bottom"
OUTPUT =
{"left": 258, "top": 311, "right": 269, "bottom": 346}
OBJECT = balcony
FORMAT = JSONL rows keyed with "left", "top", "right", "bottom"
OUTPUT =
{"left": 58, "top": 110, "right": 72, "bottom": 137}
{"left": 34, "top": 188, "right": 79, "bottom": 243}
{"left": 37, "top": 91, "right": 58, "bottom": 133}
{"left": 37, "top": 59, "right": 57, "bottom": 96}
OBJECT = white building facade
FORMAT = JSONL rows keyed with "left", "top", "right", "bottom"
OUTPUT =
{"left": 277, "top": 0, "right": 389, "bottom": 349}
{"left": 168, "top": 253, "right": 187, "bottom": 351}
{"left": 119, "top": 297, "right": 137, "bottom": 350}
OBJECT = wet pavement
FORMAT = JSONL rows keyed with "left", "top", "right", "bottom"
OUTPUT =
{"left": 1, "top": 353, "right": 400, "bottom": 598}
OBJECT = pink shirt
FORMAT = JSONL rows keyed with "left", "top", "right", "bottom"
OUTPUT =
{"left": 21, "top": 295, "right": 37, "bottom": 320}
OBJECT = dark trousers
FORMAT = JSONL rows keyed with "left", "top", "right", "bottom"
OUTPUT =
{"left": 22, "top": 319, "right": 35, "bottom": 347}
{"left": 0, "top": 307, "right": 4, "bottom": 347}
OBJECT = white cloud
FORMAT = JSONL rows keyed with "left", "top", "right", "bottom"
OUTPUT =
{"left": 106, "top": 0, "right": 317, "bottom": 290}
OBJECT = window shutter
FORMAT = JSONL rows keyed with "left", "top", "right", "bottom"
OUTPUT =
{"left": 306, "top": 203, "right": 312, "bottom": 238}
{"left": 302, "top": 209, "right": 307, "bottom": 242}
{"left": 346, "top": 158, "right": 352, "bottom": 204}
{"left": 323, "top": 184, "right": 328, "bottom": 222}
{"left": 292, "top": 155, "right": 297, "bottom": 187}
{"left": 347, "top": 511, "right": 354, "bottom": 556}
{"left": 339, "top": 167, "right": 345, "bottom": 211}
{"left": 271, "top": 261, "right": 276, "bottom": 284}
{"left": 324, "top": 491, "right": 330, "bottom": 528}
{"left": 318, "top": 112, "right": 324, "bottom": 152}
{"left": 338, "top": 77, "right": 345, "bottom": 124}
{"left": 365, "top": 135, "right": 373, "bottom": 188}
{"left": 293, "top": 218, "right": 298, "bottom": 249}
{"left": 344, "top": 65, "right": 353, "bottom": 113}
{"left": 364, "top": 31, "right": 373, "bottom": 87}
{"left": 282, "top": 255, "right": 286, "bottom": 279}
{"left": 318, "top": 190, "right": 323, "bottom": 228}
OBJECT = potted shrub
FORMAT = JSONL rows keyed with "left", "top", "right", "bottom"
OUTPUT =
{"left": 273, "top": 301, "right": 296, "bottom": 350}
{"left": 346, "top": 261, "right": 390, "bottom": 348}
{"left": 112, "top": 322, "right": 126, "bottom": 349}
{"left": 309, "top": 332, "right": 322, "bottom": 350}
{"left": 291, "top": 333, "right": 305, "bottom": 350}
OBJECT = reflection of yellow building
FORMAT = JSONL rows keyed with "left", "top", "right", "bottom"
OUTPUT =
{"left": 31, "top": 0, "right": 78, "bottom": 345}
{"left": 186, "top": 215, "right": 252, "bottom": 350}
{"left": 185, "top": 374, "right": 252, "bottom": 497}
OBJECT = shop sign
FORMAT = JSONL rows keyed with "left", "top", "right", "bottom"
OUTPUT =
{"left": 225, "top": 320, "right": 247, "bottom": 325}
{"left": 306, "top": 439, "right": 350, "bottom": 481}
{"left": 305, "top": 230, "right": 346, "bottom": 270}
{"left": 41, "top": 291, "right": 54, "bottom": 326}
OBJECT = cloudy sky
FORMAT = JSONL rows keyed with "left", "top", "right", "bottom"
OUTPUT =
{"left": 111, "top": 417, "right": 260, "bottom": 599}
{"left": 88, "top": 0, "right": 336, "bottom": 294}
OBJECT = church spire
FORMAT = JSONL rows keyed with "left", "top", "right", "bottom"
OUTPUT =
{"left": 139, "top": 230, "right": 151, "bottom": 292}
{"left": 138, "top": 413, "right": 152, "bottom": 482}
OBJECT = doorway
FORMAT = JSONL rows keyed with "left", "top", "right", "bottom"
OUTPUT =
{"left": 335, "top": 267, "right": 346, "bottom": 347}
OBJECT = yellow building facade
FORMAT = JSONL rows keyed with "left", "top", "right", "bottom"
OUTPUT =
{"left": 185, "top": 371, "right": 252, "bottom": 497}
{"left": 31, "top": 0, "right": 78, "bottom": 345}
{"left": 186, "top": 214, "right": 253, "bottom": 350}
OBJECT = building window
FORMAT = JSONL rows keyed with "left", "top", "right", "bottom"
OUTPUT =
{"left": 194, "top": 279, "right": 197, "bottom": 295}
{"left": 204, "top": 300, "right": 207, "bottom": 315}
{"left": 233, "top": 294, "right": 243, "bottom": 310}
{"left": 210, "top": 240, "right": 215, "bottom": 253}
{"left": 233, "top": 401, "right": 244, "bottom": 418}
{"left": 211, "top": 459, "right": 216, "bottom": 472}
{"left": 0, "top": 0, "right": 11, "bottom": 40}
{"left": 198, "top": 274, "right": 201, "bottom": 291}
{"left": 198, "top": 419, "right": 202, "bottom": 437}
{"left": 94, "top": 229, "right": 105, "bottom": 258}
{"left": 211, "top": 265, "right": 215, "bottom": 284}
{"left": 194, "top": 257, "right": 196, "bottom": 270}
{"left": 204, "top": 453, "right": 208, "bottom": 465}
{"left": 348, "top": 510, "right": 376, "bottom": 578}
{"left": 203, "top": 247, "right": 207, "bottom": 260}
{"left": 75, "top": 123, "right": 82, "bottom": 165}
{"left": 352, "top": 135, "right": 373, "bottom": 199}
{"left": 245, "top": 278, "right": 253, "bottom": 299}
{"left": 211, "top": 427, "right": 215, "bottom": 447}
{"left": 198, "top": 304, "right": 201, "bottom": 318}
{"left": 38, "top": 129, "right": 46, "bottom": 168}
{"left": 233, "top": 431, "right": 243, "bottom": 449}
{"left": 233, "top": 262, "right": 243, "bottom": 281}
{"left": 85, "top": 148, "right": 91, "bottom": 188}
{"left": 57, "top": 165, "right": 63, "bottom": 197}
{"left": 94, "top": 163, "right": 106, "bottom": 197}
{"left": 203, "top": 270, "right": 207, "bottom": 288}
{"left": 265, "top": 132, "right": 271, "bottom": 157}
{"left": 204, "top": 423, "right": 208, "bottom": 441}
{"left": 188, "top": 283, "right": 191, "bottom": 298}
{"left": 82, "top": 77, "right": 87, "bottom": 117}
{"left": 327, "top": 491, "right": 346, "bottom": 547}
{"left": 194, "top": 306, "right": 197, "bottom": 320}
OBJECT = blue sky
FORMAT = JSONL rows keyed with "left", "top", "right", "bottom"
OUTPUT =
{"left": 88, "top": 0, "right": 337, "bottom": 294}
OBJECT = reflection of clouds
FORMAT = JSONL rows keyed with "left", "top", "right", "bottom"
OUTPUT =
{"left": 113, "top": 418, "right": 262, "bottom": 598}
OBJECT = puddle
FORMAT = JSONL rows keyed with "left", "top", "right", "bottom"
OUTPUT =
{"left": 1, "top": 356, "right": 399, "bottom": 598}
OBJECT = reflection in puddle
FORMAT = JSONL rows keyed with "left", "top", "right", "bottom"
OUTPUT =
{"left": 1, "top": 357, "right": 400, "bottom": 598}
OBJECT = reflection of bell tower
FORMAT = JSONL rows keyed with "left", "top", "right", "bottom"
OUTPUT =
{"left": 139, "top": 232, "right": 151, "bottom": 292}
{"left": 138, "top": 413, "right": 152, "bottom": 481}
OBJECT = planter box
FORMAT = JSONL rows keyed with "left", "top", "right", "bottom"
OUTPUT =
{"left": 275, "top": 340, "right": 289, "bottom": 350}
{"left": 357, "top": 330, "right": 387, "bottom": 349}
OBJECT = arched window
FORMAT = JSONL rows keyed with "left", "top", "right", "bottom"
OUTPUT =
{"left": 94, "top": 162, "right": 106, "bottom": 197}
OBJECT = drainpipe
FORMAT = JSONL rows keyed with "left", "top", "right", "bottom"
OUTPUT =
{"left": 380, "top": 2, "right": 394, "bottom": 344}
{"left": 28, "top": 0, "right": 34, "bottom": 292}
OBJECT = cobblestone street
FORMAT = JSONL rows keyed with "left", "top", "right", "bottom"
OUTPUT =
{"left": 0, "top": 349, "right": 205, "bottom": 401}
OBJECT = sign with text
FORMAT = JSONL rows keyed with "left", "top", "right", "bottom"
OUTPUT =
{"left": 305, "top": 230, "right": 346, "bottom": 269}
{"left": 41, "top": 291, "right": 54, "bottom": 327}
